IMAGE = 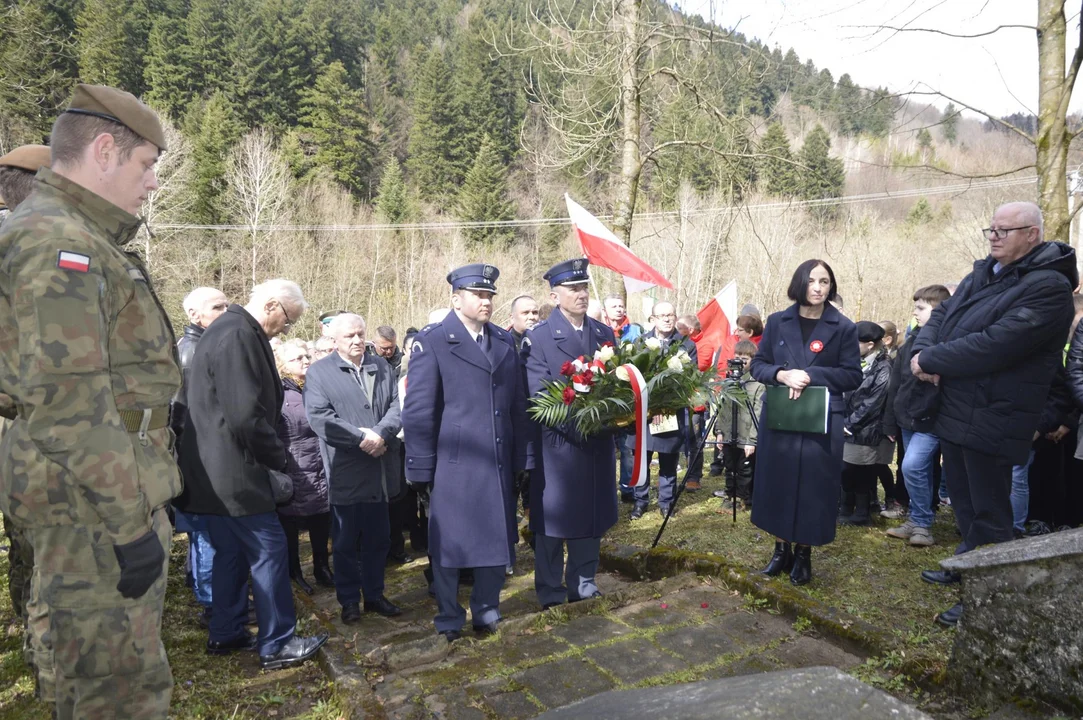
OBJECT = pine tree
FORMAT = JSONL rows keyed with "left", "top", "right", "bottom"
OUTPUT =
{"left": 144, "top": 16, "right": 191, "bottom": 120}
{"left": 798, "top": 124, "right": 845, "bottom": 218}
{"left": 187, "top": 91, "right": 243, "bottom": 224}
{"left": 451, "top": 21, "right": 524, "bottom": 170}
{"left": 76, "top": 0, "right": 152, "bottom": 94}
{"left": 297, "top": 61, "right": 374, "bottom": 195}
{"left": 229, "top": 0, "right": 312, "bottom": 129}
{"left": 185, "top": 0, "right": 233, "bottom": 99}
{"left": 916, "top": 127, "right": 935, "bottom": 163}
{"left": 375, "top": 157, "right": 410, "bottom": 224}
{"left": 457, "top": 134, "right": 514, "bottom": 246}
{"left": 859, "top": 87, "right": 895, "bottom": 138}
{"left": 759, "top": 121, "right": 798, "bottom": 196}
{"left": 407, "top": 48, "right": 458, "bottom": 199}
{"left": 833, "top": 74, "right": 862, "bottom": 136}
{"left": 942, "top": 102, "right": 959, "bottom": 144}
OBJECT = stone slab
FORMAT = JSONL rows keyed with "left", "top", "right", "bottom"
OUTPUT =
{"left": 583, "top": 637, "right": 684, "bottom": 684}
{"left": 770, "top": 636, "right": 862, "bottom": 671}
{"left": 512, "top": 656, "right": 616, "bottom": 709}
{"left": 483, "top": 691, "right": 543, "bottom": 719}
{"left": 548, "top": 616, "right": 632, "bottom": 646}
{"left": 614, "top": 600, "right": 688, "bottom": 627}
{"left": 534, "top": 666, "right": 932, "bottom": 719}
{"left": 710, "top": 609, "right": 793, "bottom": 648}
{"left": 941, "top": 527, "right": 1083, "bottom": 571}
{"left": 701, "top": 654, "right": 783, "bottom": 680}
{"left": 652, "top": 623, "right": 746, "bottom": 665}
{"left": 423, "top": 690, "right": 487, "bottom": 720}
{"left": 496, "top": 631, "right": 571, "bottom": 666}
{"left": 664, "top": 586, "right": 742, "bottom": 616}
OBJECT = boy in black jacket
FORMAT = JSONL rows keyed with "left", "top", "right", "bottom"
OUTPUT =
{"left": 882, "top": 285, "right": 951, "bottom": 547}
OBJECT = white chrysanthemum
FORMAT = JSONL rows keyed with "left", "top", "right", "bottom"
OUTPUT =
{"left": 644, "top": 337, "right": 661, "bottom": 350}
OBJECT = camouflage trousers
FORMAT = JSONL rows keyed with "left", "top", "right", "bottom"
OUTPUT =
{"left": 27, "top": 507, "right": 174, "bottom": 719}
{"left": 2, "top": 511, "right": 33, "bottom": 619}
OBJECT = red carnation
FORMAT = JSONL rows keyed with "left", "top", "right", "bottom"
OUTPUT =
{"left": 562, "top": 386, "right": 577, "bottom": 405}
{"left": 601, "top": 341, "right": 614, "bottom": 348}
{"left": 560, "top": 361, "right": 575, "bottom": 376}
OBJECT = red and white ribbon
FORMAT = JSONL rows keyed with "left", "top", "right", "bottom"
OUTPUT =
{"left": 622, "top": 363, "right": 650, "bottom": 488}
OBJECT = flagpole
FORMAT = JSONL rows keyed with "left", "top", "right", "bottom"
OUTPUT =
{"left": 587, "top": 255, "right": 604, "bottom": 309}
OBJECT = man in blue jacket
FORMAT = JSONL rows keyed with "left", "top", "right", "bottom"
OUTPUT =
{"left": 401, "top": 264, "right": 532, "bottom": 641}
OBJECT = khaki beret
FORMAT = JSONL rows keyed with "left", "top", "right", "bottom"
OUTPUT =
{"left": 0, "top": 144, "right": 51, "bottom": 172}
{"left": 65, "top": 84, "right": 167, "bottom": 152}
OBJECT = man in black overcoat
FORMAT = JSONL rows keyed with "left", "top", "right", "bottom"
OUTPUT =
{"left": 177, "top": 279, "right": 327, "bottom": 669}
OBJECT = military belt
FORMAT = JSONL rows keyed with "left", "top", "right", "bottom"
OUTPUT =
{"left": 118, "top": 407, "right": 170, "bottom": 434}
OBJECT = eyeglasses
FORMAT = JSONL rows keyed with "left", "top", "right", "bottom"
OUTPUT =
{"left": 982, "top": 226, "right": 1035, "bottom": 241}
{"left": 278, "top": 300, "right": 294, "bottom": 332}
{"left": 655, "top": 313, "right": 677, "bottom": 319}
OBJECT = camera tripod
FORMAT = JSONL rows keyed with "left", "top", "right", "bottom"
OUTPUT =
{"left": 652, "top": 374, "right": 760, "bottom": 550}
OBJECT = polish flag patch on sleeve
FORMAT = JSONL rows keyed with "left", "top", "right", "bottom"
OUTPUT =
{"left": 57, "top": 251, "right": 91, "bottom": 272}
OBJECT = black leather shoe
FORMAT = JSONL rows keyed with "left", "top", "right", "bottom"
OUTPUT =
{"left": 921, "top": 569, "right": 961, "bottom": 586}
{"left": 630, "top": 504, "right": 647, "bottom": 520}
{"left": 790, "top": 545, "right": 812, "bottom": 586}
{"left": 313, "top": 565, "right": 335, "bottom": 588}
{"left": 341, "top": 603, "right": 361, "bottom": 625}
{"left": 473, "top": 621, "right": 499, "bottom": 636}
{"left": 441, "top": 629, "right": 462, "bottom": 642}
{"left": 935, "top": 603, "right": 963, "bottom": 628}
{"left": 207, "top": 633, "right": 258, "bottom": 655}
{"left": 761, "top": 541, "right": 793, "bottom": 576}
{"left": 386, "top": 551, "right": 411, "bottom": 566}
{"left": 838, "top": 494, "right": 871, "bottom": 526}
{"left": 259, "top": 633, "right": 329, "bottom": 670}
{"left": 659, "top": 505, "right": 672, "bottom": 519}
{"left": 364, "top": 596, "right": 403, "bottom": 617}
{"left": 290, "top": 572, "right": 314, "bottom": 596}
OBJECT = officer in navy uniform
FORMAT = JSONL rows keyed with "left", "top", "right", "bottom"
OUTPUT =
{"left": 401, "top": 264, "right": 532, "bottom": 642}
{"left": 523, "top": 259, "right": 618, "bottom": 609}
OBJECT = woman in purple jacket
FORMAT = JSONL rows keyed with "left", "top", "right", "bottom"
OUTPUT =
{"left": 275, "top": 340, "right": 333, "bottom": 594}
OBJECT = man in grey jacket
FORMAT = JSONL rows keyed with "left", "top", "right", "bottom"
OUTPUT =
{"left": 305, "top": 313, "right": 403, "bottom": 624}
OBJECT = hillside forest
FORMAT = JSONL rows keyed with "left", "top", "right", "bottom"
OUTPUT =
{"left": 0, "top": 0, "right": 1062, "bottom": 334}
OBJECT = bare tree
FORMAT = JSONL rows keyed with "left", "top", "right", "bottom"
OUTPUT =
{"left": 225, "top": 129, "right": 292, "bottom": 289}
{"left": 511, "top": 0, "right": 768, "bottom": 244}
{"left": 140, "top": 116, "right": 194, "bottom": 270}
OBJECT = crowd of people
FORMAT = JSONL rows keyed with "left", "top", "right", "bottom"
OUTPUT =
{"left": 2, "top": 82, "right": 1083, "bottom": 719}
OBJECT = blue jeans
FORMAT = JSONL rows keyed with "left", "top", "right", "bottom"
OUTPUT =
{"left": 900, "top": 430, "right": 941, "bottom": 529}
{"left": 175, "top": 510, "right": 214, "bottom": 607}
{"left": 206, "top": 513, "right": 297, "bottom": 656}
{"left": 1011, "top": 450, "right": 1035, "bottom": 533}
{"left": 617, "top": 432, "right": 635, "bottom": 496}
{"left": 331, "top": 501, "right": 390, "bottom": 606}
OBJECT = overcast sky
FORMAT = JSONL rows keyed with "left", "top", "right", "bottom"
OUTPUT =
{"left": 682, "top": 0, "right": 1081, "bottom": 117}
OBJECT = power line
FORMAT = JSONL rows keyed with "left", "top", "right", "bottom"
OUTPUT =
{"left": 151, "top": 174, "right": 1037, "bottom": 233}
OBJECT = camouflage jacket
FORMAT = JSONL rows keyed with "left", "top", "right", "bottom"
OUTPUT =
{"left": 0, "top": 168, "right": 182, "bottom": 544}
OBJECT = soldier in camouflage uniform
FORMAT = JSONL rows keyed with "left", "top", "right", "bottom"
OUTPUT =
{"left": 0, "top": 145, "right": 51, "bottom": 656}
{"left": 0, "top": 85, "right": 181, "bottom": 719}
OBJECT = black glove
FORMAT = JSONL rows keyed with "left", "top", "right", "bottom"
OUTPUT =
{"left": 113, "top": 531, "right": 165, "bottom": 600}
{"left": 406, "top": 480, "right": 430, "bottom": 500}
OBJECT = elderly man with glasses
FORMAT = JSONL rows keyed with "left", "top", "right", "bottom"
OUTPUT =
{"left": 910, "top": 202, "right": 1077, "bottom": 628}
{"left": 177, "top": 278, "right": 329, "bottom": 670}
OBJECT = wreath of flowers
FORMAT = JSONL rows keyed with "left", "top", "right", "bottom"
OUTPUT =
{"left": 528, "top": 336, "right": 735, "bottom": 438}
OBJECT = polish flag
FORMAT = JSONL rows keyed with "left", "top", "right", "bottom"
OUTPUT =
{"left": 565, "top": 194, "right": 673, "bottom": 294}
{"left": 697, "top": 280, "right": 738, "bottom": 367}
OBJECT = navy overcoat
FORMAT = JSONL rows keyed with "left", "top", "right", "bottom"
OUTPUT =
{"left": 523, "top": 308, "right": 618, "bottom": 539}
{"left": 748, "top": 303, "right": 862, "bottom": 546}
{"left": 401, "top": 311, "right": 532, "bottom": 568}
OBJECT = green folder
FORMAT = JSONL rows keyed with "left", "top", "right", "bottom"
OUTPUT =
{"left": 764, "top": 386, "right": 830, "bottom": 434}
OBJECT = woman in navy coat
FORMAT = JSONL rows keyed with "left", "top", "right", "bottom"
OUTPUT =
{"left": 748, "top": 259, "right": 862, "bottom": 585}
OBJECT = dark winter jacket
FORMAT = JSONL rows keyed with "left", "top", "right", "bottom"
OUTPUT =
{"left": 912, "top": 241, "right": 1077, "bottom": 465}
{"left": 176, "top": 305, "right": 288, "bottom": 517}
{"left": 276, "top": 377, "right": 330, "bottom": 517}
{"left": 171, "top": 322, "right": 205, "bottom": 443}
{"left": 844, "top": 351, "right": 892, "bottom": 446}
{"left": 882, "top": 333, "right": 941, "bottom": 437}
